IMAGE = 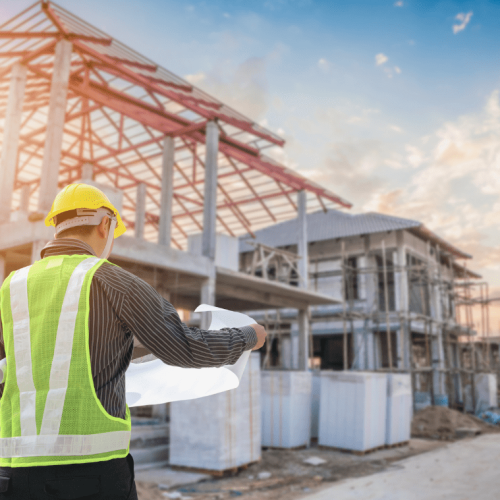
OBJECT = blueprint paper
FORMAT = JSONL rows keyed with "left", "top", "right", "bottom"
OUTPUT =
{"left": 0, "top": 358, "right": 6, "bottom": 384}
{"left": 125, "top": 305, "right": 255, "bottom": 407}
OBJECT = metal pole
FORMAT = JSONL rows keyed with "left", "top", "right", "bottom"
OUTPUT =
{"left": 382, "top": 240, "right": 393, "bottom": 371}
{"left": 341, "top": 240, "right": 348, "bottom": 370}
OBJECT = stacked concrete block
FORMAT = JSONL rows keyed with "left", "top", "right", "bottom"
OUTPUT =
{"left": 319, "top": 371, "right": 387, "bottom": 452}
{"left": 386, "top": 373, "right": 412, "bottom": 446}
{"left": 465, "top": 373, "right": 498, "bottom": 414}
{"left": 261, "top": 370, "right": 312, "bottom": 448}
{"left": 169, "top": 353, "right": 261, "bottom": 472}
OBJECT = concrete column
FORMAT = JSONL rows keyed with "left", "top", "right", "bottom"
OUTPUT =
{"left": 0, "top": 64, "right": 27, "bottom": 223}
{"left": 19, "top": 185, "right": 30, "bottom": 214}
{"left": 202, "top": 121, "right": 219, "bottom": 260}
{"left": 200, "top": 275, "right": 216, "bottom": 330}
{"left": 358, "top": 254, "right": 374, "bottom": 370}
{"left": 294, "top": 190, "right": 310, "bottom": 370}
{"left": 297, "top": 310, "right": 310, "bottom": 370}
{"left": 31, "top": 240, "right": 48, "bottom": 264}
{"left": 81, "top": 162, "right": 93, "bottom": 181}
{"left": 396, "top": 233, "right": 410, "bottom": 370}
{"left": 0, "top": 255, "right": 6, "bottom": 284}
{"left": 297, "top": 191, "right": 308, "bottom": 288}
{"left": 38, "top": 39, "right": 73, "bottom": 213}
{"left": 158, "top": 136, "right": 175, "bottom": 247}
{"left": 135, "top": 183, "right": 146, "bottom": 239}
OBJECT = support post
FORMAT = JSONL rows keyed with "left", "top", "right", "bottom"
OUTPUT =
{"left": 202, "top": 121, "right": 219, "bottom": 260}
{"left": 81, "top": 162, "right": 93, "bottom": 181}
{"left": 0, "top": 64, "right": 27, "bottom": 223}
{"left": 200, "top": 275, "right": 216, "bottom": 330}
{"left": 31, "top": 240, "right": 48, "bottom": 264}
{"left": 135, "top": 183, "right": 146, "bottom": 240}
{"left": 158, "top": 136, "right": 175, "bottom": 247}
{"left": 294, "top": 190, "right": 310, "bottom": 370}
{"left": 19, "top": 185, "right": 30, "bottom": 214}
{"left": 38, "top": 39, "right": 73, "bottom": 213}
{"left": 395, "top": 233, "right": 410, "bottom": 370}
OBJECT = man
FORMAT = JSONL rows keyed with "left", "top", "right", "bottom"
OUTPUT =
{"left": 0, "top": 183, "right": 267, "bottom": 499}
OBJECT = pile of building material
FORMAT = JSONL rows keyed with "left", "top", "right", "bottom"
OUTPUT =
{"left": 386, "top": 374, "right": 412, "bottom": 446}
{"left": 464, "top": 373, "right": 498, "bottom": 414}
{"left": 411, "top": 406, "right": 499, "bottom": 440}
{"left": 261, "top": 370, "right": 312, "bottom": 448}
{"left": 169, "top": 353, "right": 261, "bottom": 473}
{"left": 318, "top": 371, "right": 387, "bottom": 453}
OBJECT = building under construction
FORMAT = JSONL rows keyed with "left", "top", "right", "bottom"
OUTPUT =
{"left": 0, "top": 0, "right": 498, "bottom": 473}
{"left": 239, "top": 209, "right": 498, "bottom": 412}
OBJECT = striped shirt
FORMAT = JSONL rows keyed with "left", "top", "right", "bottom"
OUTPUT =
{"left": 0, "top": 239, "right": 257, "bottom": 418}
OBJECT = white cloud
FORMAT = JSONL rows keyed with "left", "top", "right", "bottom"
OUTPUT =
{"left": 375, "top": 53, "right": 388, "bottom": 66}
{"left": 453, "top": 11, "right": 473, "bottom": 34}
{"left": 223, "top": 12, "right": 231, "bottom": 19}
{"left": 389, "top": 124, "right": 403, "bottom": 133}
{"left": 394, "top": 1, "right": 403, "bottom": 6}
{"left": 394, "top": 66, "right": 401, "bottom": 74}
{"left": 184, "top": 72, "right": 206, "bottom": 85}
{"left": 405, "top": 144, "right": 425, "bottom": 168}
{"left": 318, "top": 58, "right": 330, "bottom": 72}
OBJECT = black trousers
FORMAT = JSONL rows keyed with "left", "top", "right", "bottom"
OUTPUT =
{"left": 0, "top": 454, "right": 137, "bottom": 499}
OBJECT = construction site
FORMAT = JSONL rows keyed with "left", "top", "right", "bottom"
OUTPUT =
{"left": 0, "top": 2, "right": 499, "bottom": 500}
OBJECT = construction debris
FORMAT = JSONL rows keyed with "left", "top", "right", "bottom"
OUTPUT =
{"left": 303, "top": 457, "right": 327, "bottom": 466}
{"left": 411, "top": 406, "right": 499, "bottom": 440}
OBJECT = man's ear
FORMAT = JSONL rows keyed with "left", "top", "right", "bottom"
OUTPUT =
{"left": 97, "top": 216, "right": 110, "bottom": 238}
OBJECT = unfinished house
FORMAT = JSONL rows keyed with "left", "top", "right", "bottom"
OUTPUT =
{"left": 0, "top": 2, "right": 350, "bottom": 468}
{"left": 239, "top": 209, "right": 494, "bottom": 411}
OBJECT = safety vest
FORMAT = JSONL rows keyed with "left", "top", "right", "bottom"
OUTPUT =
{"left": 0, "top": 255, "right": 131, "bottom": 467}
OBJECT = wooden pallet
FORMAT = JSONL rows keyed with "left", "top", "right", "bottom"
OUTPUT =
{"left": 170, "top": 460, "right": 260, "bottom": 478}
{"left": 318, "top": 445, "right": 386, "bottom": 456}
{"left": 263, "top": 444, "right": 307, "bottom": 451}
{"left": 385, "top": 441, "right": 410, "bottom": 449}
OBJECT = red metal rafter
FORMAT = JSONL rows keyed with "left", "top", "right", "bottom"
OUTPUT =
{"left": 184, "top": 140, "right": 254, "bottom": 232}
{"left": 42, "top": 2, "right": 69, "bottom": 35}
{"left": 107, "top": 57, "right": 157, "bottom": 73}
{"left": 143, "top": 75, "right": 193, "bottom": 92}
{"left": 0, "top": 31, "right": 112, "bottom": 45}
{"left": 224, "top": 152, "right": 276, "bottom": 223}
{"left": 71, "top": 40, "right": 281, "bottom": 147}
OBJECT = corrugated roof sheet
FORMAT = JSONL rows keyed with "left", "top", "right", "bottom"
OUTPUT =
{"left": 239, "top": 209, "right": 422, "bottom": 252}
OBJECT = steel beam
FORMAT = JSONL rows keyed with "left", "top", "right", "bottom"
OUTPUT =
{"left": 0, "top": 63, "right": 27, "bottom": 223}
{"left": 38, "top": 39, "right": 73, "bottom": 212}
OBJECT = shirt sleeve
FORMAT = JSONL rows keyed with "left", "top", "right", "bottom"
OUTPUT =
{"left": 119, "top": 276, "right": 258, "bottom": 368}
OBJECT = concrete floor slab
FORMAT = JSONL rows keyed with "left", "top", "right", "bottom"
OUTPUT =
{"left": 301, "top": 434, "right": 500, "bottom": 500}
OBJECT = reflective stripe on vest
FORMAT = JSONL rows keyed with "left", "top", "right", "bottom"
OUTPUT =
{"left": 0, "top": 257, "right": 130, "bottom": 458}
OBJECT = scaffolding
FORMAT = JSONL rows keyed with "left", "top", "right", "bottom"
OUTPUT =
{"left": 314, "top": 245, "right": 498, "bottom": 413}
{"left": 253, "top": 238, "right": 498, "bottom": 413}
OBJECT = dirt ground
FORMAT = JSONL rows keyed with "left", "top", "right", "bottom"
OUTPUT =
{"left": 135, "top": 439, "right": 446, "bottom": 500}
{"left": 136, "top": 407, "right": 500, "bottom": 500}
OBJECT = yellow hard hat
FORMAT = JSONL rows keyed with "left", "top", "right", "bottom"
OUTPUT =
{"left": 45, "top": 183, "right": 126, "bottom": 238}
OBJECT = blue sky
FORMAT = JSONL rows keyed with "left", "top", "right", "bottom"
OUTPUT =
{"left": 3, "top": 1, "right": 500, "bottom": 309}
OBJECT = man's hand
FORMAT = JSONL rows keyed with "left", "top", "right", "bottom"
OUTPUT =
{"left": 250, "top": 324, "right": 267, "bottom": 351}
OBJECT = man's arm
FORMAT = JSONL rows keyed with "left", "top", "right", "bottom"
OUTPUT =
{"left": 119, "top": 276, "right": 259, "bottom": 368}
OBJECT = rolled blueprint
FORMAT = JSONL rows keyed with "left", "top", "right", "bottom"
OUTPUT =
{"left": 125, "top": 305, "right": 255, "bottom": 407}
{"left": 0, "top": 358, "right": 6, "bottom": 384}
